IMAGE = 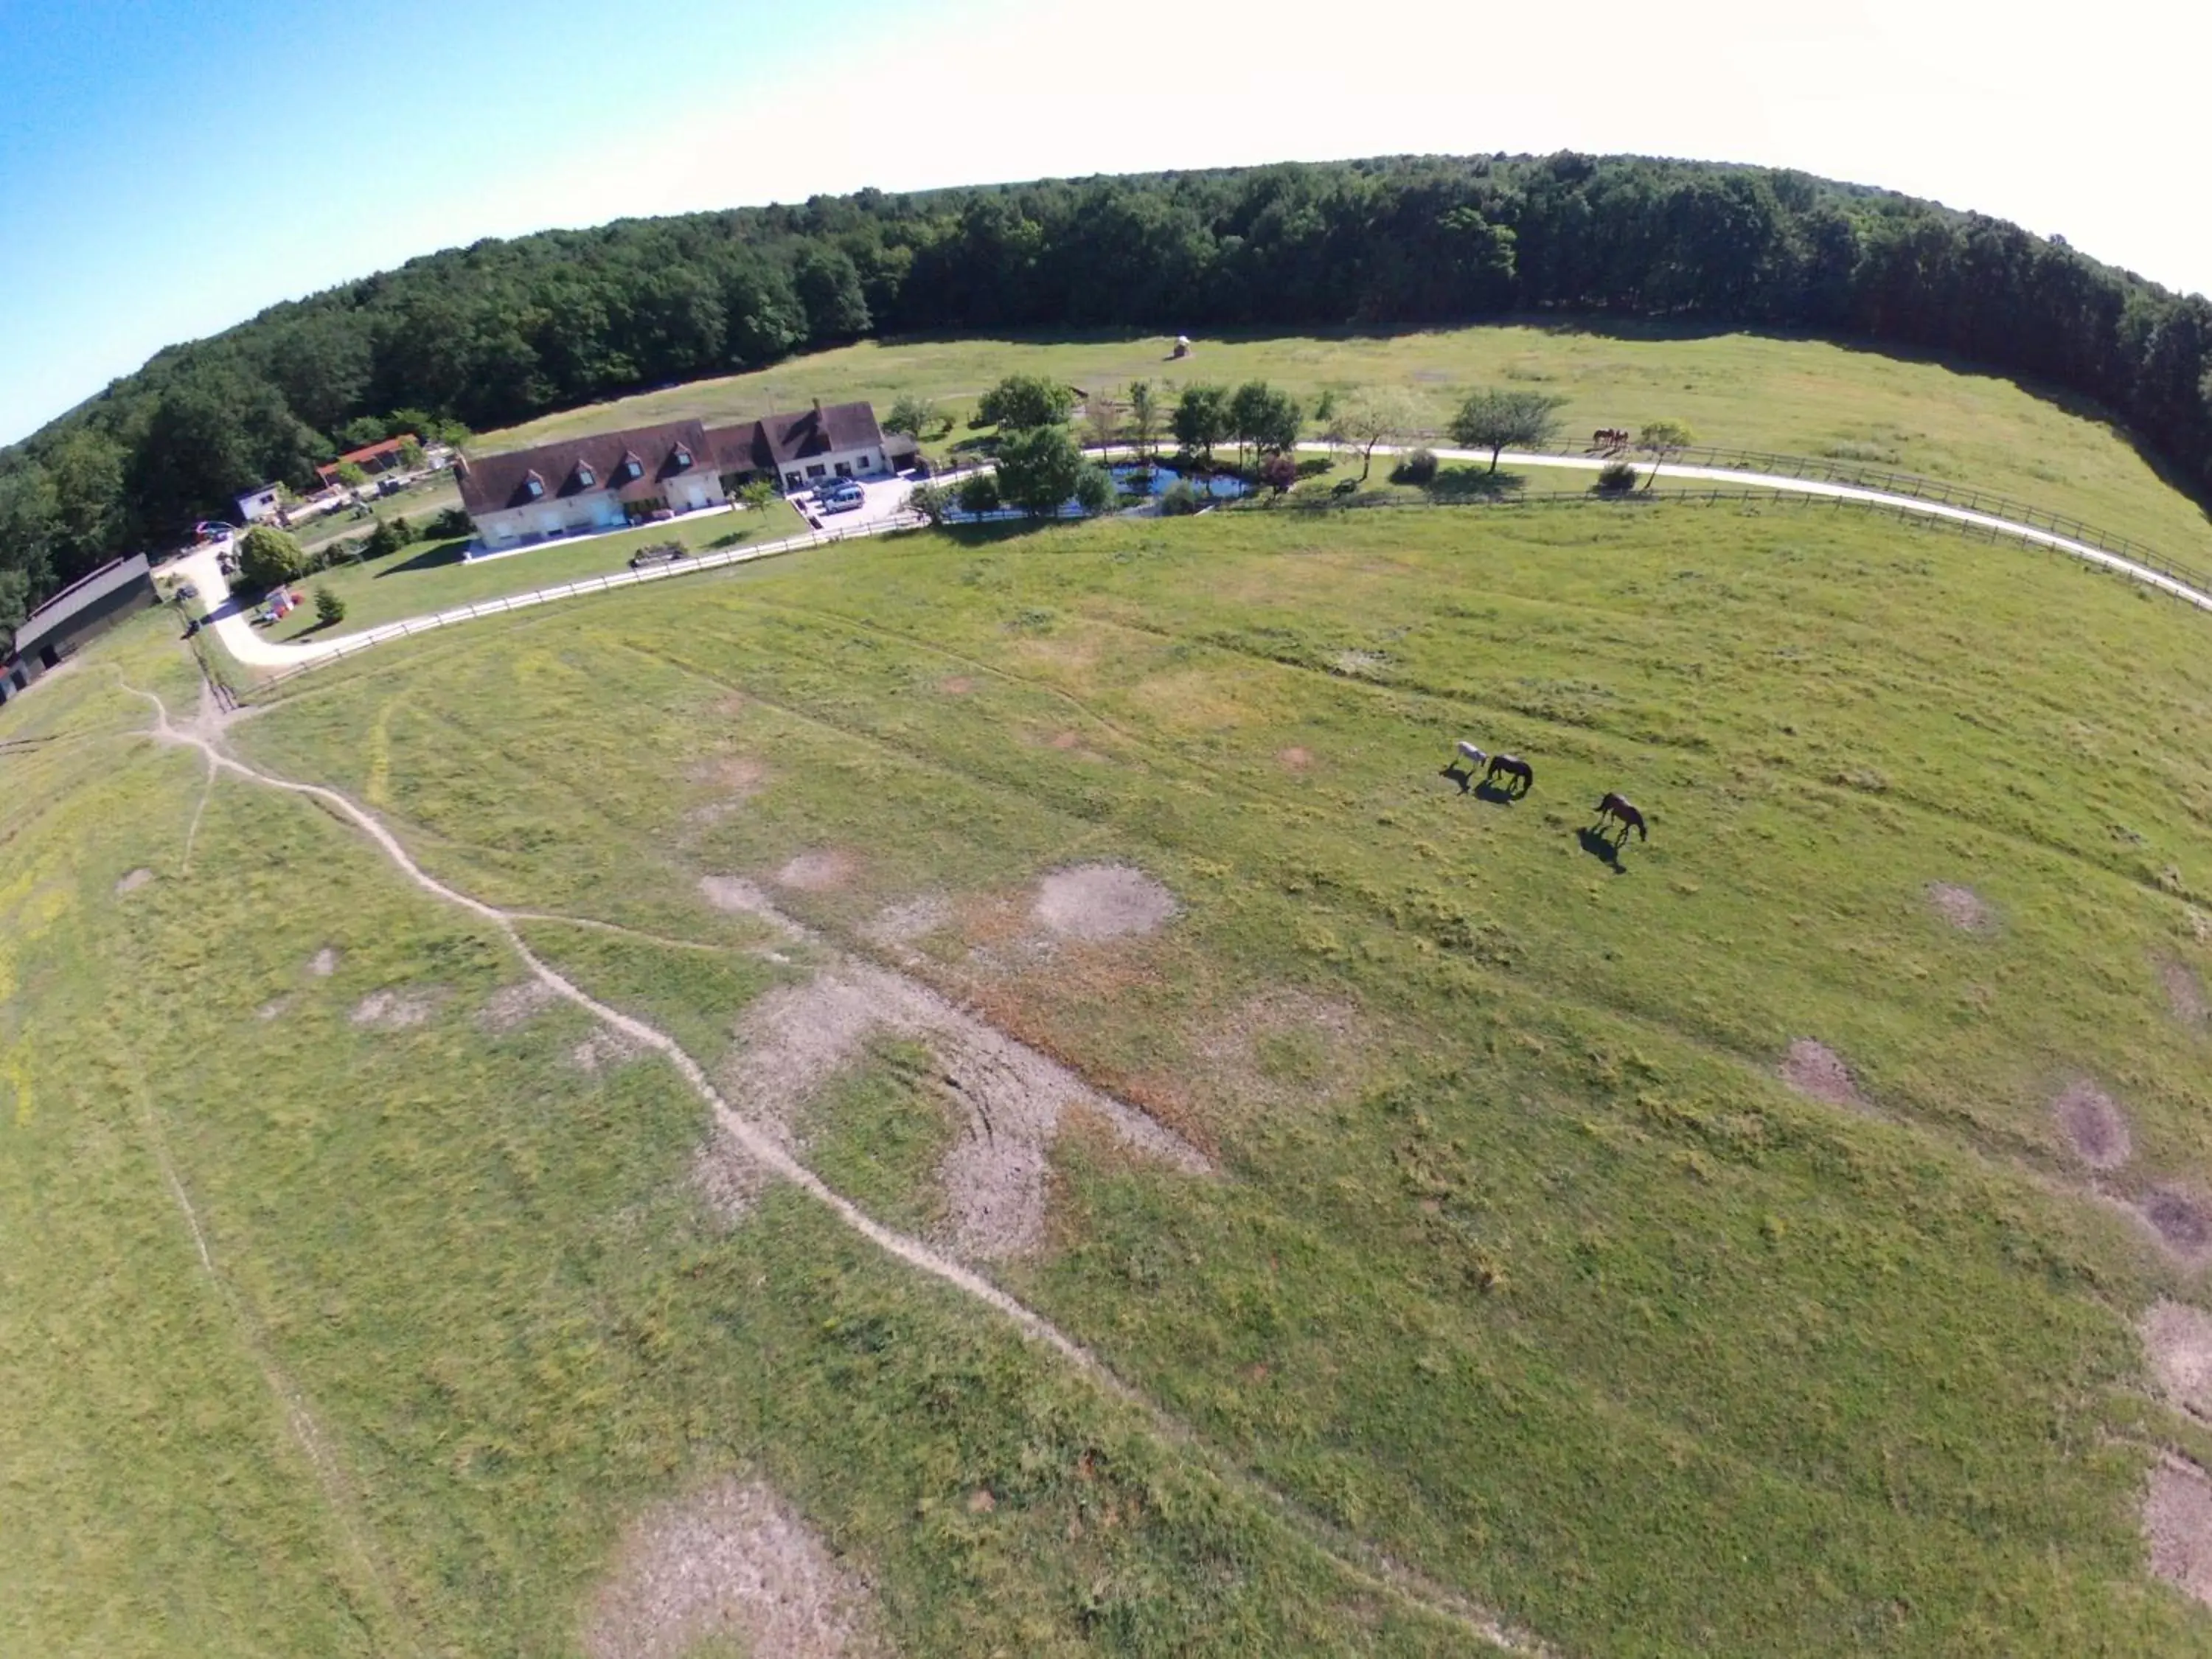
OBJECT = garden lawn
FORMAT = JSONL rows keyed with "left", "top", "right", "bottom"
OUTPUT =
{"left": 262, "top": 497, "right": 807, "bottom": 643}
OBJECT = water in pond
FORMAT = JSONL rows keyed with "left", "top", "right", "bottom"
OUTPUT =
{"left": 1110, "top": 463, "right": 1250, "bottom": 499}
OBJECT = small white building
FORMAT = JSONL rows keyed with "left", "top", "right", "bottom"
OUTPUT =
{"left": 235, "top": 483, "right": 285, "bottom": 524}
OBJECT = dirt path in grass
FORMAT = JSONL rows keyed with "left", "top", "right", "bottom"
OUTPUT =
{"left": 119, "top": 675, "right": 1550, "bottom": 1659}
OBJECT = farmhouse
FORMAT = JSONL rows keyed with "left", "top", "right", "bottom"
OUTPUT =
{"left": 455, "top": 401, "right": 902, "bottom": 550}
{"left": 456, "top": 420, "right": 724, "bottom": 551}
{"left": 1, "top": 554, "right": 156, "bottom": 700}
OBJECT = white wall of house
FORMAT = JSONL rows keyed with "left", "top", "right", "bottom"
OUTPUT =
{"left": 470, "top": 473, "right": 728, "bottom": 549}
{"left": 774, "top": 445, "right": 888, "bottom": 492}
{"left": 236, "top": 486, "right": 283, "bottom": 524}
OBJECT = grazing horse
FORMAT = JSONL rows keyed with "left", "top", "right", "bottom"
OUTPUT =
{"left": 1485, "top": 754, "right": 1534, "bottom": 795}
{"left": 1443, "top": 739, "right": 1487, "bottom": 790}
{"left": 1592, "top": 792, "right": 1648, "bottom": 841}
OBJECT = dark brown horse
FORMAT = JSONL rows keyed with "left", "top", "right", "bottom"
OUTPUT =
{"left": 1592, "top": 792, "right": 1648, "bottom": 841}
{"left": 1485, "top": 754, "right": 1534, "bottom": 795}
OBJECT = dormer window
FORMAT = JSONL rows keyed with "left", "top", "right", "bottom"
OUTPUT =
{"left": 522, "top": 470, "right": 545, "bottom": 499}
{"left": 615, "top": 453, "right": 643, "bottom": 484}
{"left": 574, "top": 464, "right": 596, "bottom": 489}
{"left": 671, "top": 445, "right": 693, "bottom": 470}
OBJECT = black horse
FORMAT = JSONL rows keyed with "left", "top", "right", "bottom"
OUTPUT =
{"left": 1592, "top": 792, "right": 1648, "bottom": 842}
{"left": 1485, "top": 754, "right": 1534, "bottom": 796}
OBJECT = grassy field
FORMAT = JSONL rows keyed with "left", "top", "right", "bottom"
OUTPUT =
{"left": 476, "top": 323, "right": 2212, "bottom": 563}
{"left": 290, "top": 473, "right": 464, "bottom": 554}
{"left": 9, "top": 495, "right": 2212, "bottom": 1655}
{"left": 258, "top": 498, "right": 807, "bottom": 643}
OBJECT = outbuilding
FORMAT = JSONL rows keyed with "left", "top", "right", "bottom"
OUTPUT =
{"left": 3, "top": 554, "right": 157, "bottom": 699}
{"left": 235, "top": 483, "right": 285, "bottom": 524}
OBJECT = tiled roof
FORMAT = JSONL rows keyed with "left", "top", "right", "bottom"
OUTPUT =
{"left": 457, "top": 421, "right": 713, "bottom": 515}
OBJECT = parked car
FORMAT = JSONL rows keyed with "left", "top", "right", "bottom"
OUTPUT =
{"left": 819, "top": 492, "right": 865, "bottom": 515}
{"left": 818, "top": 479, "right": 863, "bottom": 501}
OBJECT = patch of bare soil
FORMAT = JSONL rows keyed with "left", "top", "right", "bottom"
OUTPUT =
{"left": 114, "top": 867, "right": 153, "bottom": 896}
{"left": 574, "top": 1029, "right": 647, "bottom": 1074}
{"left": 1778, "top": 1039, "right": 1866, "bottom": 1110}
{"left": 1276, "top": 745, "right": 1314, "bottom": 772}
{"left": 692, "top": 1130, "right": 769, "bottom": 1227}
{"left": 583, "top": 1477, "right": 890, "bottom": 1659}
{"left": 350, "top": 987, "right": 447, "bottom": 1031}
{"left": 861, "top": 894, "right": 952, "bottom": 950}
{"left": 309, "top": 946, "right": 341, "bottom": 978}
{"left": 2143, "top": 1301, "right": 2212, "bottom": 1418}
{"left": 2160, "top": 956, "right": 2210, "bottom": 1030}
{"left": 721, "top": 956, "right": 1207, "bottom": 1261}
{"left": 2053, "top": 1079, "right": 2132, "bottom": 1170}
{"left": 257, "top": 997, "right": 291, "bottom": 1022}
{"left": 2146, "top": 1458, "right": 2212, "bottom": 1608}
{"left": 1032, "top": 863, "right": 1178, "bottom": 942}
{"left": 2140, "top": 1187, "right": 2212, "bottom": 1261}
{"left": 698, "top": 876, "right": 802, "bottom": 937}
{"left": 479, "top": 980, "right": 558, "bottom": 1034}
{"left": 1048, "top": 729, "right": 1083, "bottom": 751}
{"left": 938, "top": 675, "right": 974, "bottom": 695}
{"left": 776, "top": 849, "right": 858, "bottom": 893}
{"left": 692, "top": 754, "right": 768, "bottom": 796}
{"left": 1191, "top": 990, "right": 1366, "bottom": 1112}
{"left": 1925, "top": 882, "right": 1993, "bottom": 933}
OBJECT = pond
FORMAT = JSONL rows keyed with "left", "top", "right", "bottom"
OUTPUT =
{"left": 1110, "top": 462, "right": 1251, "bottom": 500}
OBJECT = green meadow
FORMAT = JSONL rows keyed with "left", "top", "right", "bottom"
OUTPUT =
{"left": 478, "top": 324, "right": 2212, "bottom": 560}
{"left": 7, "top": 482, "right": 2212, "bottom": 1652}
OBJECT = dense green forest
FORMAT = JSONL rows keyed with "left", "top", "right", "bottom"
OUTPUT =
{"left": 4, "top": 151, "right": 2209, "bottom": 629}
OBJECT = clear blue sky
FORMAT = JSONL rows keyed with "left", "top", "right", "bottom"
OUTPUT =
{"left": 4, "top": 0, "right": 2208, "bottom": 446}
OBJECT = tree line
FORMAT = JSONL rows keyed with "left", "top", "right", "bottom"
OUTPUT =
{"left": 5, "top": 150, "right": 2209, "bottom": 635}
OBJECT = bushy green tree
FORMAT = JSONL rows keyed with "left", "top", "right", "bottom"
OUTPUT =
{"left": 1229, "top": 380, "right": 1301, "bottom": 462}
{"left": 363, "top": 515, "right": 412, "bottom": 559}
{"left": 908, "top": 481, "right": 953, "bottom": 524}
{"left": 1334, "top": 386, "right": 1422, "bottom": 481}
{"left": 237, "top": 524, "right": 309, "bottom": 589}
{"left": 431, "top": 505, "right": 475, "bottom": 539}
{"left": 335, "top": 462, "right": 369, "bottom": 488}
{"left": 977, "top": 375, "right": 1074, "bottom": 431}
{"left": 737, "top": 479, "right": 778, "bottom": 511}
{"left": 995, "top": 425, "right": 1084, "bottom": 516}
{"left": 1171, "top": 384, "right": 1231, "bottom": 462}
{"left": 1126, "top": 380, "right": 1159, "bottom": 459}
{"left": 956, "top": 471, "right": 1002, "bottom": 514}
{"left": 1158, "top": 479, "right": 1203, "bottom": 516}
{"left": 313, "top": 585, "right": 347, "bottom": 625}
{"left": 1447, "top": 388, "right": 1566, "bottom": 472}
{"left": 885, "top": 394, "right": 938, "bottom": 441}
{"left": 1073, "top": 465, "right": 1114, "bottom": 515}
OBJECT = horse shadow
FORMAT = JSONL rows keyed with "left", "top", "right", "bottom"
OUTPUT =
{"left": 1576, "top": 826, "right": 1628, "bottom": 871}
{"left": 1439, "top": 764, "right": 1473, "bottom": 795}
{"left": 1475, "top": 779, "right": 1522, "bottom": 806}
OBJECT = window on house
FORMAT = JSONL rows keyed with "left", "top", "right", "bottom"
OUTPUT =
{"left": 574, "top": 465, "right": 595, "bottom": 488}
{"left": 672, "top": 446, "right": 693, "bottom": 469}
{"left": 833, "top": 462, "right": 852, "bottom": 477}
{"left": 806, "top": 464, "right": 827, "bottom": 479}
{"left": 785, "top": 472, "right": 802, "bottom": 487}
{"left": 523, "top": 474, "right": 544, "bottom": 499}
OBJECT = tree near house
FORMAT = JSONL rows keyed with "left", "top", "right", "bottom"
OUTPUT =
{"left": 885, "top": 394, "right": 938, "bottom": 445}
{"left": 995, "top": 424, "right": 1085, "bottom": 517}
{"left": 1335, "top": 386, "right": 1422, "bottom": 482}
{"left": 313, "top": 585, "right": 347, "bottom": 627}
{"left": 334, "top": 462, "right": 369, "bottom": 489}
{"left": 1447, "top": 388, "right": 1567, "bottom": 473}
{"left": 1126, "top": 380, "right": 1159, "bottom": 460}
{"left": 976, "top": 375, "right": 1074, "bottom": 431}
{"left": 236, "top": 524, "right": 309, "bottom": 589}
{"left": 397, "top": 439, "right": 426, "bottom": 470}
{"left": 1172, "top": 384, "right": 1231, "bottom": 463}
